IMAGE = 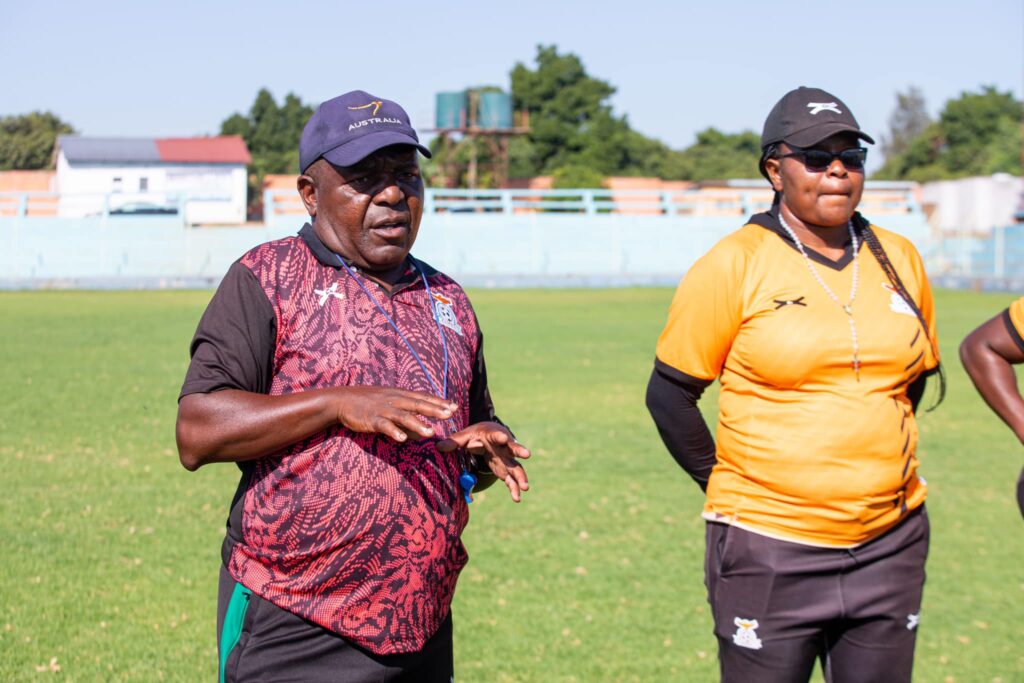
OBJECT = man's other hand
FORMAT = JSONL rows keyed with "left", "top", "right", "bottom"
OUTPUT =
{"left": 435, "top": 423, "right": 530, "bottom": 502}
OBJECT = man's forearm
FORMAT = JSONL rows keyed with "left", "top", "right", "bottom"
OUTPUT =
{"left": 176, "top": 388, "right": 344, "bottom": 471}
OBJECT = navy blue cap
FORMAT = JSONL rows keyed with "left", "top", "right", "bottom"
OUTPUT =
{"left": 299, "top": 90, "right": 431, "bottom": 173}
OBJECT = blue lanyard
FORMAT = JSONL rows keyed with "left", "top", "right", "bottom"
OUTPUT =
{"left": 336, "top": 256, "right": 450, "bottom": 401}
{"left": 335, "top": 255, "right": 477, "bottom": 503}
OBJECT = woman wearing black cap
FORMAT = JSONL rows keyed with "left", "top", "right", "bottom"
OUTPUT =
{"left": 647, "top": 87, "right": 943, "bottom": 681}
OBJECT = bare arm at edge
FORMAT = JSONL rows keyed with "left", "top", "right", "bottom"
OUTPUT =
{"left": 176, "top": 387, "right": 457, "bottom": 471}
{"left": 960, "top": 313, "right": 1024, "bottom": 442}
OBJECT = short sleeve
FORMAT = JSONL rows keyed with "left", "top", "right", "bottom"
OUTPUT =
{"left": 1005, "top": 298, "right": 1024, "bottom": 353}
{"left": 655, "top": 238, "right": 747, "bottom": 384}
{"left": 179, "top": 261, "right": 277, "bottom": 399}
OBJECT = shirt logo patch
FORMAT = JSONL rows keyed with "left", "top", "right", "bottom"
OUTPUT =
{"left": 773, "top": 296, "right": 807, "bottom": 310}
{"left": 314, "top": 282, "right": 344, "bottom": 307}
{"left": 732, "top": 617, "right": 763, "bottom": 650}
{"left": 883, "top": 283, "right": 916, "bottom": 317}
{"left": 432, "top": 292, "right": 463, "bottom": 336}
{"left": 807, "top": 102, "right": 841, "bottom": 115}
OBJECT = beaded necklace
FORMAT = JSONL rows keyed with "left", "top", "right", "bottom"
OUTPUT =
{"left": 778, "top": 212, "right": 861, "bottom": 380}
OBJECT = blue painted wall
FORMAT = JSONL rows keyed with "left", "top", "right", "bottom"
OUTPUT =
{"left": 0, "top": 209, "right": 933, "bottom": 289}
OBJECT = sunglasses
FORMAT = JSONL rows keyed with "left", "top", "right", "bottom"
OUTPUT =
{"left": 778, "top": 147, "right": 868, "bottom": 171}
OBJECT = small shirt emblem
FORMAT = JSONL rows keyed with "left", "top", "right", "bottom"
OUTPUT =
{"left": 773, "top": 296, "right": 807, "bottom": 310}
{"left": 732, "top": 617, "right": 763, "bottom": 650}
{"left": 883, "top": 284, "right": 916, "bottom": 317}
{"left": 432, "top": 292, "right": 463, "bottom": 336}
{"left": 314, "top": 282, "right": 344, "bottom": 307}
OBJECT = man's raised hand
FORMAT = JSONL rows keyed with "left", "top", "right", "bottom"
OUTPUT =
{"left": 435, "top": 422, "right": 530, "bottom": 502}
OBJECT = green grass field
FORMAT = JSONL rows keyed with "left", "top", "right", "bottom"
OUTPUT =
{"left": 1, "top": 287, "right": 1023, "bottom": 682}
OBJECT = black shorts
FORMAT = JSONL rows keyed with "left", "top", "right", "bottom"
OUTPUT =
{"left": 216, "top": 566, "right": 454, "bottom": 683}
{"left": 704, "top": 506, "right": 929, "bottom": 683}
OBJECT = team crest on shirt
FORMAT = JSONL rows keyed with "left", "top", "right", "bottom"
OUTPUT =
{"left": 882, "top": 283, "right": 916, "bottom": 317}
{"left": 431, "top": 292, "right": 463, "bottom": 336}
{"left": 732, "top": 617, "right": 763, "bottom": 650}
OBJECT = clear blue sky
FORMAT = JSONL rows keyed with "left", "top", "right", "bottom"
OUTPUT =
{"left": 2, "top": 0, "right": 1021, "bottom": 172}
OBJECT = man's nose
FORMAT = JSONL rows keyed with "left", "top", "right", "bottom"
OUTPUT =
{"left": 375, "top": 178, "right": 404, "bottom": 204}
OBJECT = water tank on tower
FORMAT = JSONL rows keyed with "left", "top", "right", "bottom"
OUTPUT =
{"left": 477, "top": 92, "right": 513, "bottom": 129}
{"left": 436, "top": 92, "right": 467, "bottom": 129}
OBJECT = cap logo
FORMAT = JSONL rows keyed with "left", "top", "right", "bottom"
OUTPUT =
{"left": 807, "top": 102, "right": 841, "bottom": 115}
{"left": 348, "top": 100, "right": 383, "bottom": 116}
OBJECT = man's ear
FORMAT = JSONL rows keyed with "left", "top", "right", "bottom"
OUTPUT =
{"left": 297, "top": 172, "right": 317, "bottom": 218}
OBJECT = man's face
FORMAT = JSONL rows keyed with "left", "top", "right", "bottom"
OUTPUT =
{"left": 304, "top": 145, "right": 424, "bottom": 276}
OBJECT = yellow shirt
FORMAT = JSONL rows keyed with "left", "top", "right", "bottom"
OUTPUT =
{"left": 656, "top": 215, "right": 939, "bottom": 547}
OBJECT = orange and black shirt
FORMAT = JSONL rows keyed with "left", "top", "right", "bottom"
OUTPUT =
{"left": 1004, "top": 298, "right": 1024, "bottom": 352}
{"left": 655, "top": 209, "right": 939, "bottom": 547}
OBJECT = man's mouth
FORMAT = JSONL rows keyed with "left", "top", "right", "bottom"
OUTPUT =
{"left": 370, "top": 220, "right": 410, "bottom": 238}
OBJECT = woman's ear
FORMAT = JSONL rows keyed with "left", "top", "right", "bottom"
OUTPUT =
{"left": 764, "top": 157, "right": 784, "bottom": 193}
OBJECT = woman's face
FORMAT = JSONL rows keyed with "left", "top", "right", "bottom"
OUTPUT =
{"left": 765, "top": 132, "right": 865, "bottom": 228}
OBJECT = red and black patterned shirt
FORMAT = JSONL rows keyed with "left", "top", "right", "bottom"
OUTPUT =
{"left": 180, "top": 224, "right": 501, "bottom": 654}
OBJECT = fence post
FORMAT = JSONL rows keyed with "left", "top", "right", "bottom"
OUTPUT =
{"left": 17, "top": 193, "right": 27, "bottom": 217}
{"left": 501, "top": 190, "right": 513, "bottom": 215}
{"left": 424, "top": 188, "right": 435, "bottom": 215}
{"left": 263, "top": 189, "right": 275, "bottom": 227}
{"left": 995, "top": 225, "right": 1005, "bottom": 280}
{"left": 583, "top": 190, "right": 596, "bottom": 215}
{"left": 659, "top": 191, "right": 675, "bottom": 215}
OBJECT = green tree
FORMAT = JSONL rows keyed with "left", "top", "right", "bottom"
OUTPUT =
{"left": 220, "top": 89, "right": 313, "bottom": 210}
{"left": 874, "top": 86, "right": 1022, "bottom": 181}
{"left": 0, "top": 111, "right": 75, "bottom": 170}
{"left": 881, "top": 86, "right": 931, "bottom": 161}
{"left": 671, "top": 128, "right": 762, "bottom": 181}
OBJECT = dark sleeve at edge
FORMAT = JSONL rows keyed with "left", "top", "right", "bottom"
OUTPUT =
{"left": 1002, "top": 309, "right": 1024, "bottom": 354}
{"left": 466, "top": 330, "right": 506, "bottom": 487}
{"left": 646, "top": 362, "right": 716, "bottom": 491}
{"left": 653, "top": 357, "right": 714, "bottom": 389}
{"left": 179, "top": 261, "right": 276, "bottom": 400}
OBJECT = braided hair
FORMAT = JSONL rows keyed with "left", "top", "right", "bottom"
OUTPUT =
{"left": 861, "top": 223, "right": 946, "bottom": 410}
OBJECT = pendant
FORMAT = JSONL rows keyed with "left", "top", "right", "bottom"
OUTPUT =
{"left": 459, "top": 471, "right": 477, "bottom": 504}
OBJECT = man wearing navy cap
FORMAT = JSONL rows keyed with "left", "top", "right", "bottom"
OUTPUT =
{"left": 176, "top": 90, "right": 530, "bottom": 682}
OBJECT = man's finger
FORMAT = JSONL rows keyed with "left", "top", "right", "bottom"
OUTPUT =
{"left": 389, "top": 409, "right": 436, "bottom": 439}
{"left": 504, "top": 474, "right": 522, "bottom": 503}
{"left": 395, "top": 393, "right": 457, "bottom": 419}
{"left": 371, "top": 416, "right": 411, "bottom": 443}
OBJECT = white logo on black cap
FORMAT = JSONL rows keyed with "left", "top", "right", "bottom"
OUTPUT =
{"left": 807, "top": 102, "right": 842, "bottom": 115}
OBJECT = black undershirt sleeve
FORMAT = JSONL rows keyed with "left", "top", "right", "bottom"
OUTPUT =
{"left": 646, "top": 363, "right": 717, "bottom": 491}
{"left": 466, "top": 330, "right": 504, "bottom": 489}
{"left": 179, "top": 261, "right": 276, "bottom": 400}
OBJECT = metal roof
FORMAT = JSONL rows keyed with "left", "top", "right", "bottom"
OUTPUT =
{"left": 57, "top": 136, "right": 251, "bottom": 164}
{"left": 58, "top": 136, "right": 160, "bottom": 163}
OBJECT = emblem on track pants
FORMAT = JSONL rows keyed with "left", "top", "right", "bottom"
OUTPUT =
{"left": 732, "top": 617, "right": 763, "bottom": 650}
{"left": 906, "top": 613, "right": 920, "bottom": 630}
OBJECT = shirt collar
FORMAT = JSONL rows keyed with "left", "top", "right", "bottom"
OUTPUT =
{"left": 747, "top": 206, "right": 869, "bottom": 271}
{"left": 297, "top": 222, "right": 438, "bottom": 294}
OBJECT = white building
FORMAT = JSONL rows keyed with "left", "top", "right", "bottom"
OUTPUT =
{"left": 55, "top": 135, "right": 251, "bottom": 224}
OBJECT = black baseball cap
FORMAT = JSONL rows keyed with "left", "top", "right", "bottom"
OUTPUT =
{"left": 299, "top": 90, "right": 431, "bottom": 173}
{"left": 761, "top": 86, "right": 875, "bottom": 149}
